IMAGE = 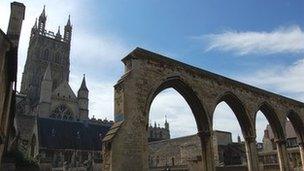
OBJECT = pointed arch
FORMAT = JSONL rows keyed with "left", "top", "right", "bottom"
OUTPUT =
{"left": 214, "top": 91, "right": 254, "bottom": 137}
{"left": 145, "top": 76, "right": 210, "bottom": 132}
{"left": 286, "top": 110, "right": 304, "bottom": 143}
{"left": 256, "top": 102, "right": 285, "bottom": 140}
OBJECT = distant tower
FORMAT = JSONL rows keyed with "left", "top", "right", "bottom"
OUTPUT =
{"left": 64, "top": 15, "right": 72, "bottom": 43}
{"left": 165, "top": 115, "right": 170, "bottom": 139}
{"left": 38, "top": 63, "right": 52, "bottom": 116}
{"left": 165, "top": 115, "right": 169, "bottom": 130}
{"left": 237, "top": 135, "right": 241, "bottom": 143}
{"left": 20, "top": 6, "right": 71, "bottom": 106}
{"left": 77, "top": 75, "right": 89, "bottom": 120}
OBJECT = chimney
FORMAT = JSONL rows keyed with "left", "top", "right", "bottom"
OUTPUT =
{"left": 7, "top": 2, "right": 25, "bottom": 47}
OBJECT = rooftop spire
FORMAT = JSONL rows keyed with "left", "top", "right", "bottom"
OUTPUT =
{"left": 56, "top": 26, "right": 61, "bottom": 35}
{"left": 40, "top": 5, "right": 46, "bottom": 18}
{"left": 67, "top": 15, "right": 71, "bottom": 26}
{"left": 33, "top": 18, "right": 37, "bottom": 28}
{"left": 79, "top": 74, "right": 88, "bottom": 91}
{"left": 43, "top": 63, "right": 52, "bottom": 81}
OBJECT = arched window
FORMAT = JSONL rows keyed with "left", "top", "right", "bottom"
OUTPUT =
{"left": 44, "top": 49, "right": 49, "bottom": 60}
{"left": 55, "top": 52, "right": 60, "bottom": 63}
{"left": 50, "top": 104, "right": 74, "bottom": 120}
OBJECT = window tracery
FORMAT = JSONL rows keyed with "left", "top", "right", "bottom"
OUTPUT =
{"left": 50, "top": 104, "right": 74, "bottom": 120}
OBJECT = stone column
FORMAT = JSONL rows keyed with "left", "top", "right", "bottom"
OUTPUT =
{"left": 275, "top": 139, "right": 291, "bottom": 171}
{"left": 299, "top": 142, "right": 304, "bottom": 170}
{"left": 244, "top": 136, "right": 260, "bottom": 171}
{"left": 198, "top": 130, "right": 215, "bottom": 171}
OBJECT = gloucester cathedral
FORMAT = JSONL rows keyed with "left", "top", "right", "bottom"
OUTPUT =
{"left": 14, "top": 7, "right": 113, "bottom": 170}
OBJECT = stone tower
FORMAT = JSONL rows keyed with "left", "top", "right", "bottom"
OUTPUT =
{"left": 38, "top": 63, "right": 52, "bottom": 116}
{"left": 77, "top": 75, "right": 89, "bottom": 120}
{"left": 20, "top": 6, "right": 72, "bottom": 106}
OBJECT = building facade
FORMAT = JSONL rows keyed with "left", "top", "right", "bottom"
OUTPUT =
{"left": 0, "top": 1, "right": 25, "bottom": 167}
{"left": 14, "top": 7, "right": 112, "bottom": 170}
{"left": 148, "top": 131, "right": 246, "bottom": 170}
{"left": 148, "top": 118, "right": 170, "bottom": 142}
{"left": 259, "top": 121, "right": 303, "bottom": 169}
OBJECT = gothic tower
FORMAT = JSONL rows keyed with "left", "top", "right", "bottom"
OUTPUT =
{"left": 77, "top": 75, "right": 89, "bottom": 120}
{"left": 20, "top": 7, "right": 72, "bottom": 106}
{"left": 38, "top": 63, "right": 52, "bottom": 115}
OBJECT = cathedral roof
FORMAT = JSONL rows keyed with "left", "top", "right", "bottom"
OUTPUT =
{"left": 52, "top": 81, "right": 77, "bottom": 99}
{"left": 37, "top": 118, "right": 111, "bottom": 150}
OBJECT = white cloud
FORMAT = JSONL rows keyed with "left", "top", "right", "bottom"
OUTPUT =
{"left": 241, "top": 58, "right": 304, "bottom": 101}
{"left": 202, "top": 26, "right": 304, "bottom": 55}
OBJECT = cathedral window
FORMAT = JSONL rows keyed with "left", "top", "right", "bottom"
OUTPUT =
{"left": 44, "top": 49, "right": 49, "bottom": 60}
{"left": 55, "top": 53, "right": 60, "bottom": 63}
{"left": 76, "top": 131, "right": 80, "bottom": 139}
{"left": 51, "top": 128, "right": 56, "bottom": 136}
{"left": 50, "top": 104, "right": 74, "bottom": 120}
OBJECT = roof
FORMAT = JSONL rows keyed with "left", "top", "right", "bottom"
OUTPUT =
{"left": 52, "top": 81, "right": 77, "bottom": 99}
{"left": 102, "top": 121, "right": 123, "bottom": 142}
{"left": 79, "top": 75, "right": 88, "bottom": 91}
{"left": 37, "top": 117, "right": 112, "bottom": 151}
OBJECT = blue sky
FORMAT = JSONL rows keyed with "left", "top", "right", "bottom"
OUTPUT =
{"left": 1, "top": 0, "right": 303, "bottom": 142}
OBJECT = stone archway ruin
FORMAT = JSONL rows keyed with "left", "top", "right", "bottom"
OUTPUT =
{"left": 102, "top": 47, "right": 304, "bottom": 171}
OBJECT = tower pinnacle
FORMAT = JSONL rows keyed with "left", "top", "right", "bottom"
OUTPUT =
{"left": 79, "top": 74, "right": 88, "bottom": 91}
{"left": 39, "top": 5, "right": 46, "bottom": 19}
{"left": 67, "top": 15, "right": 71, "bottom": 26}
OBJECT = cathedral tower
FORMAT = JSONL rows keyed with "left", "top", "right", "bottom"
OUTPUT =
{"left": 77, "top": 75, "right": 89, "bottom": 120}
{"left": 20, "top": 6, "right": 72, "bottom": 106}
{"left": 38, "top": 63, "right": 52, "bottom": 116}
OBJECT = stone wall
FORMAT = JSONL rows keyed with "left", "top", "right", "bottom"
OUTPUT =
{"left": 103, "top": 47, "right": 304, "bottom": 171}
{"left": 0, "top": 2, "right": 25, "bottom": 166}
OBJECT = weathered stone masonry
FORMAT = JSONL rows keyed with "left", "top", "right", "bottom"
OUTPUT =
{"left": 102, "top": 47, "right": 304, "bottom": 171}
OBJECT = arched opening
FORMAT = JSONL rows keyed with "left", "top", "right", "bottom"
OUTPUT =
{"left": 255, "top": 102, "right": 285, "bottom": 170}
{"left": 212, "top": 92, "right": 253, "bottom": 168}
{"left": 286, "top": 111, "right": 304, "bottom": 169}
{"left": 146, "top": 78, "right": 210, "bottom": 170}
{"left": 44, "top": 49, "right": 49, "bottom": 60}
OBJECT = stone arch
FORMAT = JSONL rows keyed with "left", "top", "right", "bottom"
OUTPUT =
{"left": 255, "top": 102, "right": 291, "bottom": 171}
{"left": 213, "top": 91, "right": 254, "bottom": 137}
{"left": 255, "top": 102, "right": 285, "bottom": 140}
{"left": 103, "top": 48, "right": 304, "bottom": 171}
{"left": 144, "top": 76, "right": 210, "bottom": 132}
{"left": 286, "top": 110, "right": 304, "bottom": 142}
{"left": 144, "top": 76, "right": 213, "bottom": 170}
